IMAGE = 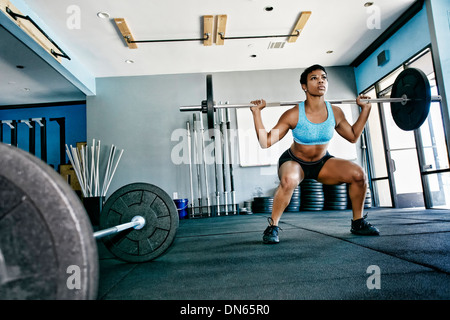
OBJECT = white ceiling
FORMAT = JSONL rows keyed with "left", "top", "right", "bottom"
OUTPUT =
{"left": 0, "top": 0, "right": 418, "bottom": 105}
{"left": 0, "top": 25, "right": 86, "bottom": 106}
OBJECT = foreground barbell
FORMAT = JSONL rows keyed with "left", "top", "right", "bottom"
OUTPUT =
{"left": 0, "top": 143, "right": 179, "bottom": 299}
{"left": 180, "top": 68, "right": 442, "bottom": 131}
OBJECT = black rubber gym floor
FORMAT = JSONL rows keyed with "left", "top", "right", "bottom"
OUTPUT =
{"left": 97, "top": 208, "right": 450, "bottom": 300}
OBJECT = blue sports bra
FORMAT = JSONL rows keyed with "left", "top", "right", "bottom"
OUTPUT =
{"left": 292, "top": 101, "right": 335, "bottom": 145}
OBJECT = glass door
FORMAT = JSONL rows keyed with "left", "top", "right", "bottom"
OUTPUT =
{"left": 380, "top": 97, "right": 425, "bottom": 208}
{"left": 407, "top": 50, "right": 450, "bottom": 209}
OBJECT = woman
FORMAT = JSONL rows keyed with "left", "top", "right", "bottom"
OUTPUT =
{"left": 250, "top": 64, "right": 379, "bottom": 244}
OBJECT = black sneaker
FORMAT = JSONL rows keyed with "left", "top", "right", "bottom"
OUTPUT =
{"left": 263, "top": 218, "right": 280, "bottom": 244}
{"left": 351, "top": 216, "right": 380, "bottom": 236}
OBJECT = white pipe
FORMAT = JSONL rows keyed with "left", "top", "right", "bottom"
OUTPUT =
{"left": 104, "top": 149, "right": 124, "bottom": 196}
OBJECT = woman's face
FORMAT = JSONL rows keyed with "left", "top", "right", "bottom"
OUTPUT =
{"left": 302, "top": 69, "right": 328, "bottom": 96}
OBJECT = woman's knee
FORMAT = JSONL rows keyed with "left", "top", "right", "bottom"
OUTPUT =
{"left": 350, "top": 166, "right": 367, "bottom": 186}
{"left": 280, "top": 173, "right": 301, "bottom": 190}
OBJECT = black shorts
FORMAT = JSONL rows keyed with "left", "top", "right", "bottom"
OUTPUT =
{"left": 278, "top": 149, "right": 334, "bottom": 180}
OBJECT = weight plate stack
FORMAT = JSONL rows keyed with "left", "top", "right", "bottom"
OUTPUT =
{"left": 323, "top": 183, "right": 348, "bottom": 210}
{"left": 300, "top": 179, "right": 324, "bottom": 211}
{"left": 252, "top": 196, "right": 273, "bottom": 213}
{"left": 241, "top": 201, "right": 253, "bottom": 214}
{"left": 285, "top": 186, "right": 301, "bottom": 212}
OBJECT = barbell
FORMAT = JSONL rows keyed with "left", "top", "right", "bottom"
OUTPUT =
{"left": 0, "top": 143, "right": 179, "bottom": 299}
{"left": 180, "top": 68, "right": 442, "bottom": 132}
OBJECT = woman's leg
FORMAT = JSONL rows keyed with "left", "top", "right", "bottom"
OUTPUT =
{"left": 263, "top": 161, "right": 304, "bottom": 244}
{"left": 317, "top": 158, "right": 366, "bottom": 220}
{"left": 317, "top": 158, "right": 379, "bottom": 235}
{"left": 271, "top": 161, "right": 304, "bottom": 225}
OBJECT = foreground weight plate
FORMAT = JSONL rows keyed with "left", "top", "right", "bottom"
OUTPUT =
{"left": 391, "top": 68, "right": 431, "bottom": 131}
{"left": 100, "top": 183, "right": 179, "bottom": 263}
{"left": 206, "top": 74, "right": 215, "bottom": 134}
{"left": 0, "top": 143, "right": 98, "bottom": 299}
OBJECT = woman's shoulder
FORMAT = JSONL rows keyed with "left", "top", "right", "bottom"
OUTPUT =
{"left": 279, "top": 104, "right": 300, "bottom": 128}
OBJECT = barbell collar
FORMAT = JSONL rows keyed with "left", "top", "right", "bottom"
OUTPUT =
{"left": 180, "top": 105, "right": 204, "bottom": 112}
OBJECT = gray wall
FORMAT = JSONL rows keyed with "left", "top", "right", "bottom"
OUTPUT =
{"left": 86, "top": 66, "right": 359, "bottom": 207}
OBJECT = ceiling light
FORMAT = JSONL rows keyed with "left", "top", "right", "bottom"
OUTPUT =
{"left": 326, "top": 50, "right": 334, "bottom": 54}
{"left": 250, "top": 54, "right": 257, "bottom": 58}
{"left": 364, "top": 2, "right": 374, "bottom": 7}
{"left": 97, "top": 12, "right": 110, "bottom": 19}
{"left": 125, "top": 59, "right": 134, "bottom": 64}
{"left": 264, "top": 6, "right": 274, "bottom": 12}
{"left": 16, "top": 65, "right": 25, "bottom": 69}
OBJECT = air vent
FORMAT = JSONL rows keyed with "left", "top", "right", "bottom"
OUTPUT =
{"left": 268, "top": 41, "right": 286, "bottom": 49}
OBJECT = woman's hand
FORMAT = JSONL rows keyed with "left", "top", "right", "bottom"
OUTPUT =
{"left": 356, "top": 94, "right": 372, "bottom": 110}
{"left": 250, "top": 99, "right": 266, "bottom": 113}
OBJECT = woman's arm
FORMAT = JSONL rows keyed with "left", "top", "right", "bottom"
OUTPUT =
{"left": 250, "top": 99, "right": 294, "bottom": 149}
{"left": 333, "top": 95, "right": 372, "bottom": 144}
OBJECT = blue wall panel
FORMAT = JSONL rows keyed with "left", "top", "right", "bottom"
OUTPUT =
{"left": 0, "top": 104, "right": 86, "bottom": 170}
{"left": 354, "top": 3, "right": 431, "bottom": 93}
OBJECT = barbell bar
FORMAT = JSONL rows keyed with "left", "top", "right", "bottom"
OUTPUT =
{"left": 180, "top": 95, "right": 421, "bottom": 111}
{"left": 180, "top": 68, "right": 443, "bottom": 131}
{"left": 93, "top": 215, "right": 146, "bottom": 239}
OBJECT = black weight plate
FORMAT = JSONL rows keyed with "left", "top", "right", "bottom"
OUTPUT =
{"left": 302, "top": 194, "right": 323, "bottom": 198}
{"left": 301, "top": 186, "right": 323, "bottom": 191}
{"left": 252, "top": 203, "right": 273, "bottom": 208}
{"left": 301, "top": 187, "right": 324, "bottom": 192}
{"left": 252, "top": 210, "right": 272, "bottom": 213}
{"left": 325, "top": 206, "right": 348, "bottom": 210}
{"left": 326, "top": 201, "right": 348, "bottom": 206}
{"left": 324, "top": 189, "right": 348, "bottom": 194}
{"left": 301, "top": 185, "right": 324, "bottom": 191}
{"left": 391, "top": 68, "right": 431, "bottom": 131}
{"left": 323, "top": 183, "right": 347, "bottom": 189}
{"left": 251, "top": 206, "right": 272, "bottom": 210}
{"left": 286, "top": 203, "right": 300, "bottom": 208}
{"left": 325, "top": 194, "right": 349, "bottom": 199}
{"left": 301, "top": 189, "right": 324, "bottom": 194}
{"left": 301, "top": 179, "right": 321, "bottom": 184}
{"left": 206, "top": 74, "right": 215, "bottom": 133}
{"left": 0, "top": 143, "right": 98, "bottom": 300}
{"left": 302, "top": 203, "right": 324, "bottom": 207}
{"left": 301, "top": 207, "right": 323, "bottom": 211}
{"left": 324, "top": 189, "right": 347, "bottom": 194}
{"left": 302, "top": 200, "right": 325, "bottom": 206}
{"left": 301, "top": 199, "right": 325, "bottom": 204}
{"left": 301, "top": 204, "right": 324, "bottom": 208}
{"left": 100, "top": 183, "right": 179, "bottom": 263}
{"left": 253, "top": 198, "right": 274, "bottom": 203}
{"left": 252, "top": 204, "right": 274, "bottom": 209}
